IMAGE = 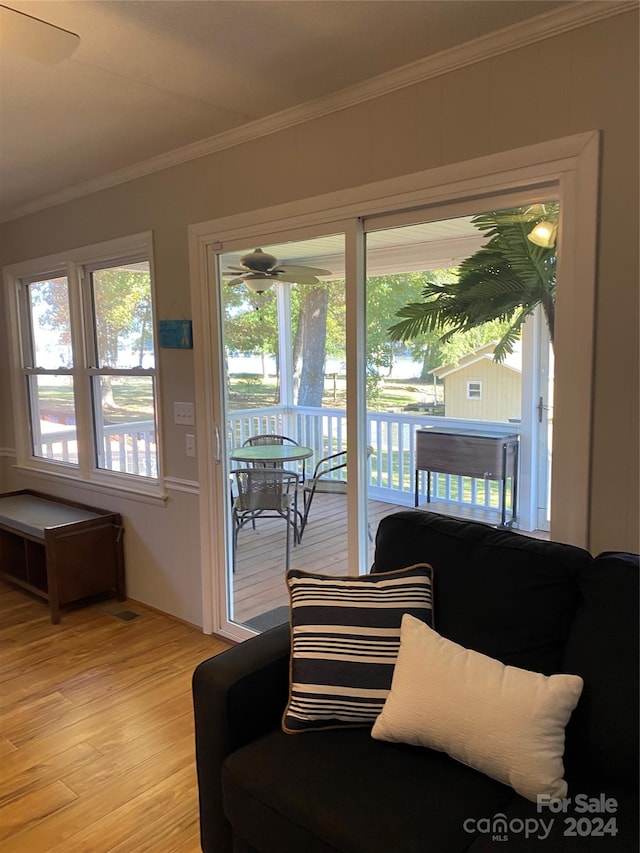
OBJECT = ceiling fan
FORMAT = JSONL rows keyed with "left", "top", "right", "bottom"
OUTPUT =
{"left": 222, "top": 248, "right": 331, "bottom": 294}
{"left": 0, "top": 4, "right": 80, "bottom": 64}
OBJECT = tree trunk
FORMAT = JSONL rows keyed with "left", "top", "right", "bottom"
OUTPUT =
{"left": 386, "top": 346, "right": 394, "bottom": 378}
{"left": 292, "top": 304, "right": 304, "bottom": 402}
{"left": 298, "top": 288, "right": 329, "bottom": 407}
{"left": 101, "top": 376, "right": 117, "bottom": 409}
{"left": 420, "top": 349, "right": 432, "bottom": 380}
{"left": 137, "top": 318, "right": 147, "bottom": 366}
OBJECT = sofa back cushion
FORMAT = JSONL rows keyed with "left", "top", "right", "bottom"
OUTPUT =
{"left": 561, "top": 551, "right": 639, "bottom": 787}
{"left": 372, "top": 511, "right": 592, "bottom": 675}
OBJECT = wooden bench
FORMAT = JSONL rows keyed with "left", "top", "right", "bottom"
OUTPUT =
{"left": 0, "top": 489, "right": 125, "bottom": 623}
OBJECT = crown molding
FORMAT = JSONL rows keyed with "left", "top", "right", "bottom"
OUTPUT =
{"left": 3, "top": 0, "right": 635, "bottom": 224}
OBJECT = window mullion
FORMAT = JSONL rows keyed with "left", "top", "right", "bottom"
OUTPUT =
{"left": 68, "top": 263, "right": 94, "bottom": 478}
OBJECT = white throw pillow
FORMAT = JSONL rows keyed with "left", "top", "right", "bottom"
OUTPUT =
{"left": 371, "top": 614, "right": 583, "bottom": 802}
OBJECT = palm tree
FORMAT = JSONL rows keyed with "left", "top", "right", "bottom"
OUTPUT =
{"left": 388, "top": 204, "right": 558, "bottom": 362}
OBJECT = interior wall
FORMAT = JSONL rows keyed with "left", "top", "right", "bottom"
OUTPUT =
{"left": 0, "top": 11, "right": 637, "bottom": 625}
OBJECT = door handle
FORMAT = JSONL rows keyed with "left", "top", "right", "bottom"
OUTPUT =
{"left": 538, "top": 397, "right": 553, "bottom": 423}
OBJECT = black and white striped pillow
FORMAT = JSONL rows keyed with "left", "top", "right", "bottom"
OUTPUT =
{"left": 282, "top": 564, "right": 433, "bottom": 733}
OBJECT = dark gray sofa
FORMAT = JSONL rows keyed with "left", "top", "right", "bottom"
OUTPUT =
{"left": 192, "top": 510, "right": 639, "bottom": 852}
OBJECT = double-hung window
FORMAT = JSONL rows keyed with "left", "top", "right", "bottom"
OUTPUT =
{"left": 466, "top": 380, "right": 482, "bottom": 400}
{"left": 9, "top": 234, "right": 161, "bottom": 490}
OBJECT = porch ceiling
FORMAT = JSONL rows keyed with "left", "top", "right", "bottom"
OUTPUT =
{"left": 220, "top": 217, "right": 488, "bottom": 278}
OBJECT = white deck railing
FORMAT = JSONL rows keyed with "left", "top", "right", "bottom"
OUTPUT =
{"left": 228, "top": 405, "right": 518, "bottom": 514}
{"left": 36, "top": 420, "right": 157, "bottom": 478}
{"left": 36, "top": 408, "right": 518, "bottom": 515}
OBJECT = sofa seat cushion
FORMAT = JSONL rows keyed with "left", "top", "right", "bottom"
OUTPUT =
{"left": 222, "top": 728, "right": 515, "bottom": 853}
{"left": 372, "top": 511, "right": 592, "bottom": 674}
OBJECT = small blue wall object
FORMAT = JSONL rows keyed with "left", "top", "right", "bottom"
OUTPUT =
{"left": 158, "top": 320, "right": 193, "bottom": 349}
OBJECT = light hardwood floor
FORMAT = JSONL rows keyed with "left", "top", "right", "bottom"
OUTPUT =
{"left": 0, "top": 582, "right": 229, "bottom": 852}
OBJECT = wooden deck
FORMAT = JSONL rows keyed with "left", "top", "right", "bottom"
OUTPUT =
{"left": 231, "top": 494, "right": 399, "bottom": 626}
{"left": 231, "top": 494, "right": 548, "bottom": 628}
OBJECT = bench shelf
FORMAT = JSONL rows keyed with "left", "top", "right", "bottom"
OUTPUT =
{"left": 0, "top": 489, "right": 125, "bottom": 623}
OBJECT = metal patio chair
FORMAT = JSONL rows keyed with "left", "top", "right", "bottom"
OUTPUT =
{"left": 298, "top": 446, "right": 373, "bottom": 541}
{"left": 231, "top": 467, "right": 299, "bottom": 572}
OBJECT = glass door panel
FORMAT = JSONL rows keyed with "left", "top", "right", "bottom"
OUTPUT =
{"left": 217, "top": 234, "right": 346, "bottom": 632}
{"left": 365, "top": 204, "right": 557, "bottom": 539}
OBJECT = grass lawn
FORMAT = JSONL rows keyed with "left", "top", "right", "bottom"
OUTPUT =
{"left": 36, "top": 373, "right": 439, "bottom": 423}
{"left": 37, "top": 377, "right": 155, "bottom": 424}
{"left": 227, "top": 374, "right": 439, "bottom": 411}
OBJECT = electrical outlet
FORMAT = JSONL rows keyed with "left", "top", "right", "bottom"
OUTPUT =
{"left": 185, "top": 434, "right": 196, "bottom": 458}
{"left": 174, "top": 402, "right": 195, "bottom": 425}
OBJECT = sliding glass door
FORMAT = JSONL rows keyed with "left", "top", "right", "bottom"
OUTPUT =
{"left": 215, "top": 234, "right": 348, "bottom": 632}
{"left": 207, "top": 199, "right": 558, "bottom": 636}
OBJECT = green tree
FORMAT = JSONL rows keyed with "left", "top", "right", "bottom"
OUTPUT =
{"left": 436, "top": 319, "right": 519, "bottom": 367}
{"left": 224, "top": 281, "right": 347, "bottom": 406}
{"left": 388, "top": 205, "right": 558, "bottom": 361}
{"left": 37, "top": 268, "right": 153, "bottom": 366}
{"left": 224, "top": 288, "right": 279, "bottom": 379}
{"left": 91, "top": 268, "right": 153, "bottom": 367}
{"left": 366, "top": 271, "right": 453, "bottom": 396}
{"left": 37, "top": 266, "right": 153, "bottom": 408}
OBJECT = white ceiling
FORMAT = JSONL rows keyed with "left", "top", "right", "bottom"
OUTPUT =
{"left": 0, "top": 0, "right": 576, "bottom": 223}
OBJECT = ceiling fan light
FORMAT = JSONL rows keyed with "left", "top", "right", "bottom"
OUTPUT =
{"left": 527, "top": 221, "right": 557, "bottom": 248}
{"left": 244, "top": 278, "right": 274, "bottom": 294}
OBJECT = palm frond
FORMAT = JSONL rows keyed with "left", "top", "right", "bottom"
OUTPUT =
{"left": 389, "top": 204, "right": 558, "bottom": 354}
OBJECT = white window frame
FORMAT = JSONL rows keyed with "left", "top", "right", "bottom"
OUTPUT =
{"left": 467, "top": 380, "right": 482, "bottom": 400}
{"left": 3, "top": 232, "right": 164, "bottom": 500}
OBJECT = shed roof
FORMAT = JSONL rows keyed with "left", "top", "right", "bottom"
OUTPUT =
{"left": 432, "top": 340, "right": 522, "bottom": 378}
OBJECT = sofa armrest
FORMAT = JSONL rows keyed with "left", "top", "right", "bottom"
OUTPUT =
{"left": 192, "top": 622, "right": 291, "bottom": 853}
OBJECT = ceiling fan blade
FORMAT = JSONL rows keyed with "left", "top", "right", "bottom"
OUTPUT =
{"left": 0, "top": 4, "right": 80, "bottom": 64}
{"left": 225, "top": 276, "right": 246, "bottom": 287}
{"left": 222, "top": 267, "right": 249, "bottom": 275}
{"left": 274, "top": 264, "right": 331, "bottom": 277}
{"left": 278, "top": 274, "right": 322, "bottom": 286}
{"left": 227, "top": 272, "right": 279, "bottom": 286}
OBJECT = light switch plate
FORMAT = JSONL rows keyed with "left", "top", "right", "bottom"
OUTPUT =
{"left": 185, "top": 434, "right": 196, "bottom": 458}
{"left": 174, "top": 402, "right": 195, "bottom": 425}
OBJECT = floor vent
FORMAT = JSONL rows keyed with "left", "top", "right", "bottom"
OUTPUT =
{"left": 102, "top": 602, "right": 141, "bottom": 621}
{"left": 112, "top": 610, "right": 141, "bottom": 621}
